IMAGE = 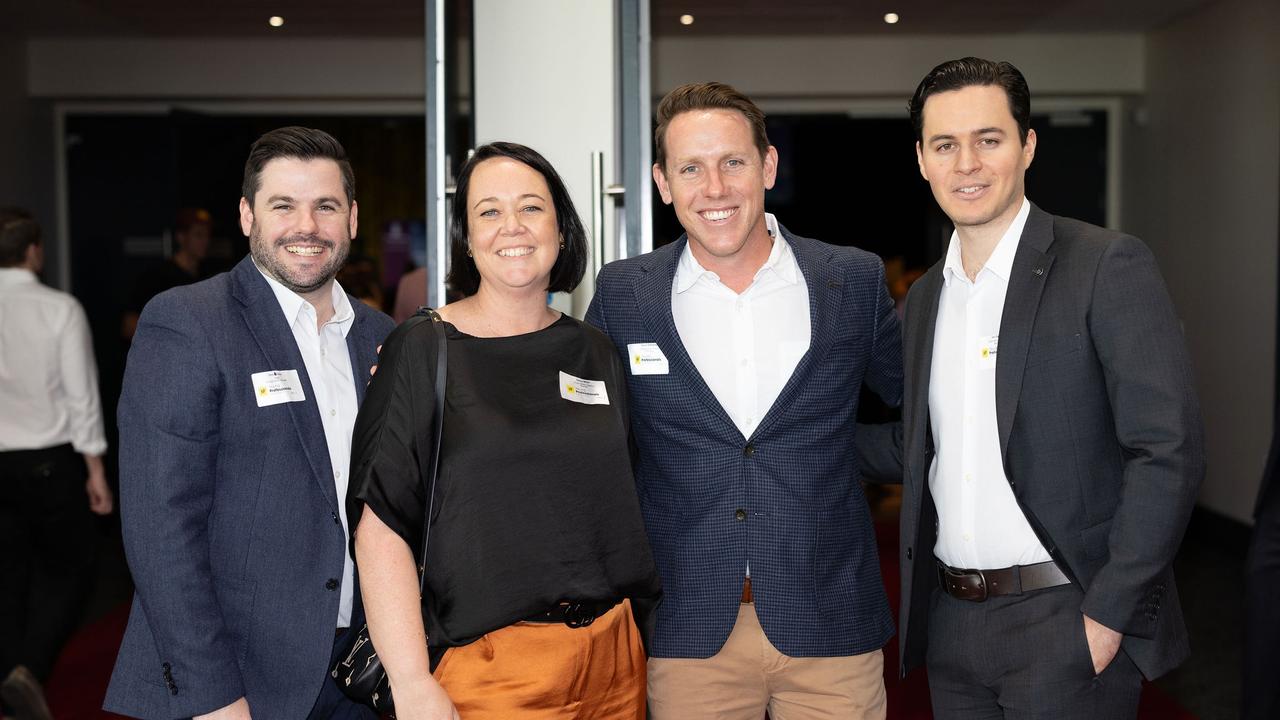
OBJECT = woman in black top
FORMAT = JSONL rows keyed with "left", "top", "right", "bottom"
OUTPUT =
{"left": 348, "top": 142, "right": 660, "bottom": 720}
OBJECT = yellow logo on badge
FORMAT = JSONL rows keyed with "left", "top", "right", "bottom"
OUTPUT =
{"left": 634, "top": 355, "right": 641, "bottom": 364}
{"left": 981, "top": 348, "right": 989, "bottom": 358}
{"left": 258, "top": 386, "right": 268, "bottom": 397}
{"left": 566, "top": 385, "right": 575, "bottom": 393}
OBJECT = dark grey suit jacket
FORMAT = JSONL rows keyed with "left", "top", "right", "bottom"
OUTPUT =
{"left": 860, "top": 203, "right": 1204, "bottom": 681}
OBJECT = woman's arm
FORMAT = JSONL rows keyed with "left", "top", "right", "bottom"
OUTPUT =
{"left": 355, "top": 509, "right": 459, "bottom": 719}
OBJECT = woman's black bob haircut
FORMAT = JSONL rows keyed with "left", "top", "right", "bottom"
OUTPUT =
{"left": 446, "top": 142, "right": 588, "bottom": 297}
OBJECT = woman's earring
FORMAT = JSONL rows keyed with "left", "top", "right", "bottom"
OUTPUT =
{"left": 466, "top": 245, "right": 473, "bottom": 257}
{"left": 559, "top": 236, "right": 565, "bottom": 250}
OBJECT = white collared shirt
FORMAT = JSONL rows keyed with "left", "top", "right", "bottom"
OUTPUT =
{"left": 256, "top": 265, "right": 360, "bottom": 628}
{"left": 671, "top": 213, "right": 811, "bottom": 439}
{"left": 0, "top": 268, "right": 107, "bottom": 456}
{"left": 928, "top": 198, "right": 1051, "bottom": 570}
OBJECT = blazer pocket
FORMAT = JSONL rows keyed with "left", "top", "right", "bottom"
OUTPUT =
{"left": 1080, "top": 518, "right": 1112, "bottom": 560}
{"left": 1024, "top": 332, "right": 1083, "bottom": 369}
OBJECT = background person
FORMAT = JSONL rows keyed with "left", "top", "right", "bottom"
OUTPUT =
{"left": 349, "top": 141, "right": 660, "bottom": 720}
{"left": 0, "top": 207, "right": 112, "bottom": 720}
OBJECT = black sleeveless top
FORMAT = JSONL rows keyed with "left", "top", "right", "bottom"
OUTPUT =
{"left": 347, "top": 313, "right": 661, "bottom": 654}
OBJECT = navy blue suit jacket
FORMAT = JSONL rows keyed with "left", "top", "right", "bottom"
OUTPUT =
{"left": 585, "top": 226, "right": 903, "bottom": 658}
{"left": 105, "top": 257, "right": 394, "bottom": 718}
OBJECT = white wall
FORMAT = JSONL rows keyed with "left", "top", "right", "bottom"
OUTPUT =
{"left": 472, "top": 0, "right": 617, "bottom": 316}
{"left": 1130, "top": 0, "right": 1280, "bottom": 524}
{"left": 27, "top": 38, "right": 427, "bottom": 98}
{"left": 653, "top": 33, "right": 1144, "bottom": 97}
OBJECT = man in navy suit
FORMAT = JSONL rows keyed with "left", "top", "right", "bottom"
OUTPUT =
{"left": 105, "top": 127, "right": 395, "bottom": 719}
{"left": 586, "top": 82, "right": 902, "bottom": 719}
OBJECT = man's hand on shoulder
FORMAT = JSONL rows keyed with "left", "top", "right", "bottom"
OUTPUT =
{"left": 195, "top": 697, "right": 252, "bottom": 720}
{"left": 1082, "top": 613, "right": 1122, "bottom": 675}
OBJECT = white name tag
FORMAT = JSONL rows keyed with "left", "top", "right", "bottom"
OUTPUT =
{"left": 251, "top": 370, "right": 307, "bottom": 407}
{"left": 559, "top": 371, "right": 610, "bottom": 405}
{"left": 977, "top": 334, "right": 999, "bottom": 369}
{"left": 626, "top": 342, "right": 670, "bottom": 375}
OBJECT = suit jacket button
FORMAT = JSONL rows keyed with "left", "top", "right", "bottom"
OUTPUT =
{"left": 326, "top": 578, "right": 339, "bottom": 590}
{"left": 332, "top": 512, "right": 340, "bottom": 525}
{"left": 735, "top": 509, "right": 747, "bottom": 521}
{"left": 743, "top": 444, "right": 755, "bottom": 457}
{"left": 906, "top": 547, "right": 913, "bottom": 560}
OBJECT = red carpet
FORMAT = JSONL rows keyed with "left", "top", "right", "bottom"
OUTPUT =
{"left": 44, "top": 520, "right": 1195, "bottom": 718}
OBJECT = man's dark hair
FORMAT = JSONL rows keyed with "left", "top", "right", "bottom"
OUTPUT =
{"left": 447, "top": 142, "right": 588, "bottom": 297}
{"left": 0, "top": 207, "right": 40, "bottom": 268}
{"left": 653, "top": 81, "right": 770, "bottom": 171}
{"left": 241, "top": 126, "right": 355, "bottom": 205}
{"left": 909, "top": 57, "right": 1031, "bottom": 145}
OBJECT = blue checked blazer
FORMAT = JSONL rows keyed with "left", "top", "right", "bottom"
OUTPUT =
{"left": 585, "top": 225, "right": 903, "bottom": 658}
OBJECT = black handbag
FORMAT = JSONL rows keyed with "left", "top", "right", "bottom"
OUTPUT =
{"left": 332, "top": 307, "right": 448, "bottom": 713}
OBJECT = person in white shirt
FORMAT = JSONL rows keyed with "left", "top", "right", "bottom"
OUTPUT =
{"left": 0, "top": 208, "right": 111, "bottom": 717}
{"left": 859, "top": 57, "right": 1202, "bottom": 719}
{"left": 587, "top": 82, "right": 903, "bottom": 720}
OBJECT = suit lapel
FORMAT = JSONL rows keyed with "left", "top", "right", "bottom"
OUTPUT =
{"left": 995, "top": 205, "right": 1056, "bottom": 458}
{"left": 905, "top": 264, "right": 943, "bottom": 485}
{"left": 751, "top": 231, "right": 844, "bottom": 439}
{"left": 345, "top": 309, "right": 375, "bottom": 407}
{"left": 231, "top": 258, "right": 338, "bottom": 508}
{"left": 633, "top": 239, "right": 739, "bottom": 436}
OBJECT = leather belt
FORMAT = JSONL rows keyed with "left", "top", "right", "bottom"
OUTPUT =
{"left": 937, "top": 560, "right": 1070, "bottom": 602}
{"left": 741, "top": 577, "right": 753, "bottom": 604}
{"left": 524, "top": 599, "right": 620, "bottom": 628}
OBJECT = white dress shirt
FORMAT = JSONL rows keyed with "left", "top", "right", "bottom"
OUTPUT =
{"left": 257, "top": 266, "right": 360, "bottom": 628}
{"left": 928, "top": 198, "right": 1052, "bottom": 570}
{"left": 672, "top": 213, "right": 811, "bottom": 440}
{"left": 0, "top": 268, "right": 107, "bottom": 455}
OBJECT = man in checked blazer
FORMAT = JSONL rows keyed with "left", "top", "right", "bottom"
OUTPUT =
{"left": 105, "top": 127, "right": 393, "bottom": 719}
{"left": 586, "top": 82, "right": 903, "bottom": 719}
{"left": 859, "top": 58, "right": 1203, "bottom": 718}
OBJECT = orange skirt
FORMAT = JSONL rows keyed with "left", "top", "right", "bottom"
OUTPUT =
{"left": 431, "top": 599, "right": 645, "bottom": 720}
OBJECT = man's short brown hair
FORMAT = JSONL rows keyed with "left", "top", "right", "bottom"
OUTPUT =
{"left": 653, "top": 82, "right": 770, "bottom": 171}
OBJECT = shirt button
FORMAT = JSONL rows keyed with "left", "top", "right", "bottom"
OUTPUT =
{"left": 740, "top": 358, "right": 749, "bottom": 366}
{"left": 325, "top": 578, "right": 339, "bottom": 591}
{"left": 735, "top": 509, "right": 747, "bottom": 521}
{"left": 735, "top": 300, "right": 744, "bottom": 311}
{"left": 964, "top": 473, "right": 972, "bottom": 483}
{"left": 745, "top": 417, "right": 754, "bottom": 426}
{"left": 963, "top": 533, "right": 971, "bottom": 541}
{"left": 334, "top": 470, "right": 342, "bottom": 479}
{"left": 321, "top": 348, "right": 327, "bottom": 357}
{"left": 329, "top": 408, "right": 337, "bottom": 417}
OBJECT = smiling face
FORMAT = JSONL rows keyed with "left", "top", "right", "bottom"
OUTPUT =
{"left": 240, "top": 156, "right": 355, "bottom": 299}
{"left": 465, "top": 157, "right": 560, "bottom": 296}
{"left": 916, "top": 84, "right": 1036, "bottom": 237}
{"left": 653, "top": 108, "right": 778, "bottom": 274}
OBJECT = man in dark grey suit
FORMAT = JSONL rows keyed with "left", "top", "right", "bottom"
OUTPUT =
{"left": 106, "top": 127, "right": 394, "bottom": 719}
{"left": 860, "top": 58, "right": 1203, "bottom": 718}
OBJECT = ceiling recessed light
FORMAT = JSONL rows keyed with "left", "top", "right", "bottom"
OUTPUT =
{"left": 883, "top": 12, "right": 900, "bottom": 24}
{"left": 268, "top": 16, "right": 285, "bottom": 28}
{"left": 679, "top": 14, "right": 694, "bottom": 26}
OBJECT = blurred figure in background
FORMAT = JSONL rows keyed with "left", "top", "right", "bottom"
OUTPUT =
{"left": 0, "top": 207, "right": 112, "bottom": 720}
{"left": 121, "top": 207, "right": 212, "bottom": 341}
{"left": 392, "top": 265, "right": 427, "bottom": 323}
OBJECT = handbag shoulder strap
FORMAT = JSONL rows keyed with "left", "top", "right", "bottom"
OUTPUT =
{"left": 415, "top": 306, "right": 447, "bottom": 596}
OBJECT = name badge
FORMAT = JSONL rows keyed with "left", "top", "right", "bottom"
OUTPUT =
{"left": 626, "top": 342, "right": 670, "bottom": 375}
{"left": 252, "top": 370, "right": 307, "bottom": 407}
{"left": 977, "top": 334, "right": 998, "bottom": 369}
{"left": 559, "top": 371, "right": 610, "bottom": 405}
